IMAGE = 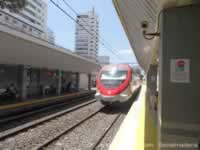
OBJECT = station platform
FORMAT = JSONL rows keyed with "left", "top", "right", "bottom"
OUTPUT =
{"left": 109, "top": 85, "right": 158, "bottom": 150}
{"left": 0, "top": 90, "right": 95, "bottom": 117}
{"left": 0, "top": 91, "right": 89, "bottom": 106}
{"left": 0, "top": 93, "right": 67, "bottom": 106}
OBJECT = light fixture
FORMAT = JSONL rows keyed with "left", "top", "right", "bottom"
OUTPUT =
{"left": 141, "top": 20, "right": 160, "bottom": 40}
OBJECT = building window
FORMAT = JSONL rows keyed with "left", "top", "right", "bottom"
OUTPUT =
{"left": 78, "top": 15, "right": 88, "bottom": 18}
{"left": 12, "top": 19, "right": 17, "bottom": 24}
{"left": 27, "top": 2, "right": 36, "bottom": 10}
{"left": 29, "top": 27, "right": 32, "bottom": 32}
{"left": 33, "top": 0, "right": 42, "bottom": 7}
{"left": 5, "top": 16, "right": 9, "bottom": 21}
{"left": 24, "top": 8, "right": 36, "bottom": 17}
{"left": 23, "top": 24, "right": 27, "bottom": 29}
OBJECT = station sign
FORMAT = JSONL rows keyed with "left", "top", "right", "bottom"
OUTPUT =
{"left": 170, "top": 59, "right": 190, "bottom": 83}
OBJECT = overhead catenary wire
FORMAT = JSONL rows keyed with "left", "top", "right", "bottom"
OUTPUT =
{"left": 49, "top": 0, "right": 121, "bottom": 59}
{"left": 60, "top": 0, "right": 121, "bottom": 59}
{"left": 61, "top": 0, "right": 118, "bottom": 54}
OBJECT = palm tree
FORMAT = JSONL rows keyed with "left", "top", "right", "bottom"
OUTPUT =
{"left": 0, "top": 0, "right": 26, "bottom": 13}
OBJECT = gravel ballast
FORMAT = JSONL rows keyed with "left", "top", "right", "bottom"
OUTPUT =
{"left": 0, "top": 101, "right": 103, "bottom": 150}
{"left": 46, "top": 110, "right": 120, "bottom": 150}
{"left": 95, "top": 114, "right": 126, "bottom": 150}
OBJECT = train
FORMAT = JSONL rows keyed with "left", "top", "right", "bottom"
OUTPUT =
{"left": 95, "top": 64, "right": 141, "bottom": 106}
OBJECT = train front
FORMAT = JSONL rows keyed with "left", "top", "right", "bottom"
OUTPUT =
{"left": 96, "top": 64, "right": 132, "bottom": 106}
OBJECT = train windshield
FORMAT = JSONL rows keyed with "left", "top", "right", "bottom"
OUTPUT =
{"left": 100, "top": 69, "right": 127, "bottom": 88}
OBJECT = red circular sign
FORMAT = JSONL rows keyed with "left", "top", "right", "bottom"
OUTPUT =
{"left": 176, "top": 60, "right": 185, "bottom": 67}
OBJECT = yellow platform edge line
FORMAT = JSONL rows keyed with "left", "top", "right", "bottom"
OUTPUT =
{"left": 109, "top": 85, "right": 145, "bottom": 150}
{"left": 145, "top": 94, "right": 158, "bottom": 150}
{"left": 0, "top": 91, "right": 90, "bottom": 110}
{"left": 109, "top": 85, "right": 158, "bottom": 150}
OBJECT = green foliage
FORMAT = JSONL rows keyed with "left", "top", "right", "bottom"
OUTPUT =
{"left": 0, "top": 0, "right": 26, "bottom": 13}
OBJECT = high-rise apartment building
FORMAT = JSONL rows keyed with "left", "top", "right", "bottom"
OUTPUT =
{"left": 0, "top": 0, "right": 54, "bottom": 43}
{"left": 75, "top": 9, "right": 99, "bottom": 62}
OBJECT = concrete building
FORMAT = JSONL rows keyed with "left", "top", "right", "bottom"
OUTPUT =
{"left": 0, "top": 23, "right": 98, "bottom": 99}
{"left": 47, "top": 28, "right": 55, "bottom": 44}
{"left": 0, "top": 0, "right": 54, "bottom": 43}
{"left": 75, "top": 8, "right": 99, "bottom": 62}
{"left": 98, "top": 56, "right": 110, "bottom": 66}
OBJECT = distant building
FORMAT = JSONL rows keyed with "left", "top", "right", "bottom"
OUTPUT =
{"left": 98, "top": 56, "right": 110, "bottom": 66}
{"left": 0, "top": 0, "right": 54, "bottom": 43}
{"left": 75, "top": 8, "right": 99, "bottom": 62}
{"left": 47, "top": 28, "right": 55, "bottom": 44}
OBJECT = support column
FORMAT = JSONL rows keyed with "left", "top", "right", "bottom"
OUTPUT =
{"left": 88, "top": 73, "right": 91, "bottom": 90}
{"left": 17, "top": 65, "right": 28, "bottom": 100}
{"left": 160, "top": 6, "right": 200, "bottom": 145}
{"left": 75, "top": 72, "right": 80, "bottom": 91}
{"left": 56, "top": 70, "right": 62, "bottom": 95}
{"left": 147, "top": 64, "right": 158, "bottom": 96}
{"left": 37, "top": 69, "right": 42, "bottom": 96}
{"left": 147, "top": 64, "right": 158, "bottom": 107}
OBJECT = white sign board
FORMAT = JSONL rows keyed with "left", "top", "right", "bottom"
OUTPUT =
{"left": 170, "top": 59, "right": 190, "bottom": 83}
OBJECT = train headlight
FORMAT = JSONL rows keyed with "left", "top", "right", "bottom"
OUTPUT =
{"left": 95, "top": 92, "right": 101, "bottom": 101}
{"left": 120, "top": 94, "right": 128, "bottom": 97}
{"left": 95, "top": 92, "right": 100, "bottom": 96}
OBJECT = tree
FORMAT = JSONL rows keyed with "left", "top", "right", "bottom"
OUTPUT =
{"left": 0, "top": 0, "right": 26, "bottom": 13}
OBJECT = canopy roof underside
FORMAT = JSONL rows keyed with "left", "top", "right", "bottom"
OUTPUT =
{"left": 0, "top": 25, "right": 98, "bottom": 73}
{"left": 113, "top": 0, "right": 198, "bottom": 71}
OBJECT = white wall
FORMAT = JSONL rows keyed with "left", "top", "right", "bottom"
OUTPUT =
{"left": 79, "top": 73, "right": 89, "bottom": 90}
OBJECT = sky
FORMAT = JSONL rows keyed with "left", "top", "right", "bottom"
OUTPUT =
{"left": 47, "top": 0, "right": 137, "bottom": 64}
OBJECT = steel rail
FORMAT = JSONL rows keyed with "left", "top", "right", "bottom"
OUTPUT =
{"left": 0, "top": 99, "right": 97, "bottom": 141}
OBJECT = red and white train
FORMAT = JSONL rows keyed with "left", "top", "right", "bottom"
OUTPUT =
{"left": 95, "top": 64, "right": 141, "bottom": 106}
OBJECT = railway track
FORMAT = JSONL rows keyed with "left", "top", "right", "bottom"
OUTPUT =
{"left": 35, "top": 109, "right": 122, "bottom": 150}
{"left": 91, "top": 114, "right": 121, "bottom": 150}
{"left": 0, "top": 93, "right": 94, "bottom": 125}
{"left": 0, "top": 99, "right": 126, "bottom": 150}
{"left": 34, "top": 107, "right": 107, "bottom": 150}
{"left": 0, "top": 98, "right": 97, "bottom": 141}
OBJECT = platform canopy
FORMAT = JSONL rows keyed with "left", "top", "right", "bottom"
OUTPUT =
{"left": 113, "top": 0, "right": 196, "bottom": 71}
{"left": 0, "top": 24, "right": 98, "bottom": 73}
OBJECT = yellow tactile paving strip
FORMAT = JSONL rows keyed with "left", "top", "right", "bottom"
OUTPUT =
{"left": 145, "top": 96, "right": 158, "bottom": 150}
{"left": 109, "top": 85, "right": 146, "bottom": 150}
{"left": 109, "top": 85, "right": 158, "bottom": 150}
{"left": 0, "top": 91, "right": 90, "bottom": 111}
